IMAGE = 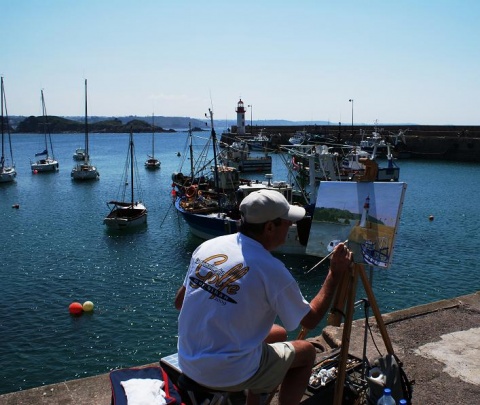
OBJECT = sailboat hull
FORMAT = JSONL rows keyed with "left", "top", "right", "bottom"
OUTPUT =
{"left": 0, "top": 167, "right": 17, "bottom": 183}
{"left": 71, "top": 164, "right": 99, "bottom": 180}
{"left": 31, "top": 159, "right": 59, "bottom": 172}
{"left": 145, "top": 158, "right": 160, "bottom": 169}
{"left": 104, "top": 203, "right": 147, "bottom": 229}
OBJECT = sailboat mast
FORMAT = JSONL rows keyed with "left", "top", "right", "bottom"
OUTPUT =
{"left": 85, "top": 79, "right": 89, "bottom": 161}
{"left": 1, "top": 77, "right": 4, "bottom": 168}
{"left": 188, "top": 122, "right": 194, "bottom": 179}
{"left": 208, "top": 108, "right": 220, "bottom": 193}
{"left": 151, "top": 113, "right": 155, "bottom": 159}
{"left": 130, "top": 131, "right": 134, "bottom": 206}
{"left": 41, "top": 90, "right": 48, "bottom": 156}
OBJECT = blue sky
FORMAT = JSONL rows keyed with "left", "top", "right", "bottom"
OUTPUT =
{"left": 2, "top": 0, "right": 479, "bottom": 125}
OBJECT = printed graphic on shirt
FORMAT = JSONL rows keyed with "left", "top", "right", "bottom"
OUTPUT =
{"left": 189, "top": 254, "right": 249, "bottom": 305}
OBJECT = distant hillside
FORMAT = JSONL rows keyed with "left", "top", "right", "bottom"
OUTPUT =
{"left": 14, "top": 116, "right": 179, "bottom": 134}
{"left": 9, "top": 115, "right": 333, "bottom": 133}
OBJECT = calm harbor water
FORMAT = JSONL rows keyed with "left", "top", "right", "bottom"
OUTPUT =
{"left": 1, "top": 131, "right": 479, "bottom": 395}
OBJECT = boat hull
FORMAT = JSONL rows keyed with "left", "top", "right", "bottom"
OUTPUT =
{"left": 31, "top": 159, "right": 59, "bottom": 173}
{"left": 0, "top": 167, "right": 17, "bottom": 183}
{"left": 71, "top": 164, "right": 99, "bottom": 180}
{"left": 175, "top": 197, "right": 309, "bottom": 255}
{"left": 104, "top": 203, "right": 147, "bottom": 230}
{"left": 145, "top": 159, "right": 161, "bottom": 169}
{"left": 222, "top": 156, "right": 272, "bottom": 173}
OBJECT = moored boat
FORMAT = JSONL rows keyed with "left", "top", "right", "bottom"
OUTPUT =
{"left": 172, "top": 109, "right": 313, "bottom": 255}
{"left": 104, "top": 131, "right": 147, "bottom": 230}
{"left": 145, "top": 114, "right": 160, "bottom": 170}
{"left": 219, "top": 140, "right": 272, "bottom": 172}
{"left": 31, "top": 90, "right": 59, "bottom": 173}
{"left": 71, "top": 79, "right": 100, "bottom": 181}
{"left": 0, "top": 77, "right": 16, "bottom": 183}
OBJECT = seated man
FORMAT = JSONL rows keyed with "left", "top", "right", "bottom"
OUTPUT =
{"left": 175, "top": 189, "right": 353, "bottom": 405}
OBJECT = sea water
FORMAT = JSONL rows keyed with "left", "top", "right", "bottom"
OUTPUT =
{"left": 1, "top": 131, "right": 479, "bottom": 395}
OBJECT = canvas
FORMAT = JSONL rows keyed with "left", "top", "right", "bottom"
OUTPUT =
{"left": 306, "top": 181, "right": 407, "bottom": 269}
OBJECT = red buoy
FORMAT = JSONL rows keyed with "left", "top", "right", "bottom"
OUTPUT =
{"left": 69, "top": 302, "right": 83, "bottom": 315}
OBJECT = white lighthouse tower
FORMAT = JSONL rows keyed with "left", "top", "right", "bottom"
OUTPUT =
{"left": 359, "top": 196, "right": 370, "bottom": 228}
{"left": 236, "top": 99, "right": 246, "bottom": 136}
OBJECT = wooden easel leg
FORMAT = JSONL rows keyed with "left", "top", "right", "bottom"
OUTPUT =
{"left": 332, "top": 264, "right": 396, "bottom": 405}
{"left": 332, "top": 265, "right": 359, "bottom": 405}
{"left": 327, "top": 267, "right": 351, "bottom": 326}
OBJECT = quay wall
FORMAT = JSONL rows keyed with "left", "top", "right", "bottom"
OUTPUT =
{"left": 221, "top": 124, "right": 480, "bottom": 162}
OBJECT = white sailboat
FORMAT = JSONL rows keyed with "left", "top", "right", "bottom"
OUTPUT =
{"left": 31, "top": 90, "right": 59, "bottom": 173}
{"left": 104, "top": 131, "right": 147, "bottom": 229}
{"left": 71, "top": 79, "right": 100, "bottom": 180}
{"left": 0, "top": 77, "right": 17, "bottom": 183}
{"left": 144, "top": 114, "right": 160, "bottom": 169}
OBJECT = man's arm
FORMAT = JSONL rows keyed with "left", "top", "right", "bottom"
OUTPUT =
{"left": 174, "top": 285, "right": 186, "bottom": 310}
{"left": 300, "top": 243, "right": 352, "bottom": 330}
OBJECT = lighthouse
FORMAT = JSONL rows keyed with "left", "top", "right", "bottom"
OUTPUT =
{"left": 236, "top": 99, "right": 246, "bottom": 136}
{"left": 359, "top": 196, "right": 370, "bottom": 228}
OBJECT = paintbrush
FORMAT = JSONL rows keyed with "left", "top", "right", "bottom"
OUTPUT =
{"left": 304, "top": 239, "right": 349, "bottom": 274}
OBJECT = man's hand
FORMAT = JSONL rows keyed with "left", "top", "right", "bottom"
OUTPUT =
{"left": 329, "top": 242, "right": 354, "bottom": 281}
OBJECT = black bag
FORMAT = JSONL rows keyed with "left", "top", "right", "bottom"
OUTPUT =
{"left": 367, "top": 354, "right": 414, "bottom": 404}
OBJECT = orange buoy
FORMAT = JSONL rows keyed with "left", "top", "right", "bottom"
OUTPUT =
{"left": 69, "top": 302, "right": 83, "bottom": 315}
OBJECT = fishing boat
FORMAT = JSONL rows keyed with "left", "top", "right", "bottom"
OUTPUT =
{"left": 172, "top": 110, "right": 313, "bottom": 255}
{"left": 71, "top": 79, "right": 100, "bottom": 181}
{"left": 288, "top": 130, "right": 311, "bottom": 145}
{"left": 0, "top": 77, "right": 17, "bottom": 183}
{"left": 104, "top": 131, "right": 147, "bottom": 229}
{"left": 245, "top": 129, "right": 269, "bottom": 151}
{"left": 340, "top": 143, "right": 400, "bottom": 182}
{"left": 144, "top": 114, "right": 160, "bottom": 169}
{"left": 361, "top": 238, "right": 390, "bottom": 268}
{"left": 31, "top": 90, "right": 59, "bottom": 173}
{"left": 219, "top": 140, "right": 272, "bottom": 172}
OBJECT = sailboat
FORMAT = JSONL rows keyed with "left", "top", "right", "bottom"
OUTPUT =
{"left": 104, "top": 131, "right": 147, "bottom": 229}
{"left": 71, "top": 79, "right": 100, "bottom": 180}
{"left": 0, "top": 77, "right": 17, "bottom": 183}
{"left": 31, "top": 90, "right": 59, "bottom": 173}
{"left": 144, "top": 114, "right": 160, "bottom": 169}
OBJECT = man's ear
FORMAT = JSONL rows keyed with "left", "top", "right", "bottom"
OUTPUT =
{"left": 264, "top": 221, "right": 276, "bottom": 234}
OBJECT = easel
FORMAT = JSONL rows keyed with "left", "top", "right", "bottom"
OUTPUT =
{"left": 329, "top": 262, "right": 395, "bottom": 405}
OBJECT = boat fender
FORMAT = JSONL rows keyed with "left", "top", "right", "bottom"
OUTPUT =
{"left": 186, "top": 185, "right": 197, "bottom": 199}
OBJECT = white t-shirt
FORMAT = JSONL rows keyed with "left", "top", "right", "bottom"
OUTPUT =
{"left": 177, "top": 233, "right": 310, "bottom": 387}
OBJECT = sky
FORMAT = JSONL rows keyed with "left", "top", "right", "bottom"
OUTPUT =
{"left": 1, "top": 0, "right": 479, "bottom": 125}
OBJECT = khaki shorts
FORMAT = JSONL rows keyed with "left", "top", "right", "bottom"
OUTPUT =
{"left": 207, "top": 342, "right": 296, "bottom": 395}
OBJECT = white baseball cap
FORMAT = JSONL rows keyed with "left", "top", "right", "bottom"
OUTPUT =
{"left": 239, "top": 189, "right": 306, "bottom": 224}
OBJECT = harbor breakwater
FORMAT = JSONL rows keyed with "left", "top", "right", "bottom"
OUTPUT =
{"left": 221, "top": 124, "right": 480, "bottom": 162}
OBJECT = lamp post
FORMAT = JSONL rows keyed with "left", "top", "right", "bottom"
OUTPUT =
{"left": 247, "top": 104, "right": 253, "bottom": 137}
{"left": 349, "top": 99, "right": 354, "bottom": 137}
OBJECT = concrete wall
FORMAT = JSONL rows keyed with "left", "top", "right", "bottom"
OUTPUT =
{"left": 221, "top": 124, "right": 480, "bottom": 162}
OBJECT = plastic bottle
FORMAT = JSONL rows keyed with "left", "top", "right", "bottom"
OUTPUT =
{"left": 377, "top": 388, "right": 396, "bottom": 405}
